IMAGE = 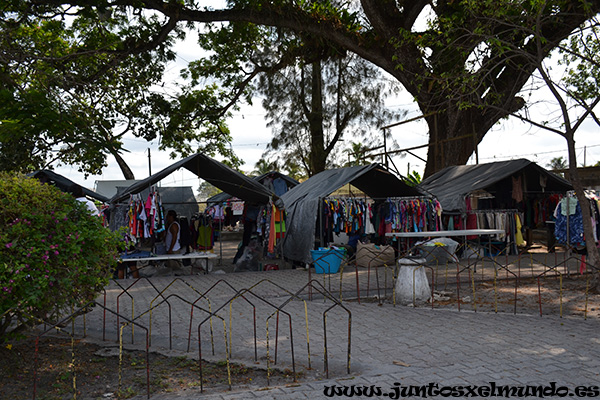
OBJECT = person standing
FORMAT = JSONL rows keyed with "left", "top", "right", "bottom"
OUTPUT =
{"left": 69, "top": 184, "right": 100, "bottom": 216}
{"left": 162, "top": 209, "right": 184, "bottom": 272}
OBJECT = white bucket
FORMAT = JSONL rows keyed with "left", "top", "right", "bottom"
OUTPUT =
{"left": 395, "top": 257, "right": 431, "bottom": 303}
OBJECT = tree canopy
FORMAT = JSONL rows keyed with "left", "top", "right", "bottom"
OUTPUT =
{"left": 2, "top": 0, "right": 599, "bottom": 176}
{"left": 182, "top": 15, "right": 404, "bottom": 177}
{"left": 258, "top": 55, "right": 403, "bottom": 176}
{"left": 0, "top": 4, "right": 241, "bottom": 176}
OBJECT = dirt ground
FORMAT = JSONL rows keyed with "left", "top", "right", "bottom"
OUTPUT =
{"left": 0, "top": 235, "right": 298, "bottom": 400}
{"left": 4, "top": 275, "right": 599, "bottom": 400}
{"left": 0, "top": 335, "right": 300, "bottom": 400}
{"left": 4, "top": 242, "right": 600, "bottom": 399}
{"left": 427, "top": 272, "right": 600, "bottom": 318}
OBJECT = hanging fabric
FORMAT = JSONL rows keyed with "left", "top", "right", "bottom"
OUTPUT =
{"left": 319, "top": 197, "right": 443, "bottom": 246}
{"left": 191, "top": 213, "right": 214, "bottom": 251}
{"left": 268, "top": 204, "right": 286, "bottom": 253}
{"left": 553, "top": 192, "right": 587, "bottom": 247}
{"left": 126, "top": 187, "right": 166, "bottom": 240}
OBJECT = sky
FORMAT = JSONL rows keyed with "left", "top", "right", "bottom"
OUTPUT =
{"left": 55, "top": 96, "right": 600, "bottom": 194}
{"left": 54, "top": 13, "right": 600, "bottom": 194}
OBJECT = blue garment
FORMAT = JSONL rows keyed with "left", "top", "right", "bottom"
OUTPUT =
{"left": 347, "top": 234, "right": 361, "bottom": 249}
{"left": 554, "top": 203, "right": 585, "bottom": 245}
{"left": 120, "top": 250, "right": 153, "bottom": 259}
{"left": 272, "top": 178, "right": 289, "bottom": 196}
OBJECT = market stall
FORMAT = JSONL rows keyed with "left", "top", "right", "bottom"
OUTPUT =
{"left": 418, "top": 158, "right": 573, "bottom": 254}
{"left": 106, "top": 153, "right": 279, "bottom": 275}
{"left": 279, "top": 163, "right": 425, "bottom": 264}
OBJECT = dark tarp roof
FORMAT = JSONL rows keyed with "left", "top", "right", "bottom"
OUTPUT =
{"left": 280, "top": 164, "right": 422, "bottom": 263}
{"left": 207, "top": 171, "right": 299, "bottom": 205}
{"left": 418, "top": 158, "right": 573, "bottom": 213}
{"left": 30, "top": 170, "right": 110, "bottom": 203}
{"left": 110, "top": 153, "right": 275, "bottom": 204}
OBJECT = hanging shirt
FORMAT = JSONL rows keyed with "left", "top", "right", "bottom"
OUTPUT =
{"left": 365, "top": 202, "right": 376, "bottom": 234}
{"left": 512, "top": 175, "right": 524, "bottom": 203}
{"left": 197, "top": 224, "right": 213, "bottom": 251}
{"left": 558, "top": 197, "right": 579, "bottom": 216}
{"left": 554, "top": 202, "right": 585, "bottom": 246}
{"left": 138, "top": 205, "right": 149, "bottom": 238}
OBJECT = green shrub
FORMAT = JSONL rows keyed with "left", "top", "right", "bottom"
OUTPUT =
{"left": 0, "top": 173, "right": 122, "bottom": 338}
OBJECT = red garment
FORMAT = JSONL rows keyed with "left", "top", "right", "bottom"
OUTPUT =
{"left": 466, "top": 198, "right": 478, "bottom": 239}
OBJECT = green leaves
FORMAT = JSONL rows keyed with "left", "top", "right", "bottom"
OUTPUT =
{"left": 560, "top": 20, "right": 600, "bottom": 101}
{"left": 0, "top": 2, "right": 235, "bottom": 177}
{"left": 0, "top": 173, "right": 122, "bottom": 338}
{"left": 404, "top": 170, "right": 422, "bottom": 187}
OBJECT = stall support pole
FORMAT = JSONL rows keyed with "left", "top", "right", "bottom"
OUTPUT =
{"left": 219, "top": 207, "right": 223, "bottom": 266}
{"left": 319, "top": 198, "right": 324, "bottom": 251}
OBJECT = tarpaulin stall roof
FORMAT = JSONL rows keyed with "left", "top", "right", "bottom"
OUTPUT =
{"left": 280, "top": 164, "right": 422, "bottom": 263}
{"left": 207, "top": 171, "right": 299, "bottom": 205}
{"left": 31, "top": 170, "right": 110, "bottom": 203}
{"left": 418, "top": 158, "right": 572, "bottom": 213}
{"left": 110, "top": 153, "right": 275, "bottom": 205}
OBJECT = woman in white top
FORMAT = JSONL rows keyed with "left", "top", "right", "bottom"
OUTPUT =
{"left": 164, "top": 210, "right": 181, "bottom": 254}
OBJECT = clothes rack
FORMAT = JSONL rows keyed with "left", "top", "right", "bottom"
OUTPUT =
{"left": 318, "top": 196, "right": 443, "bottom": 250}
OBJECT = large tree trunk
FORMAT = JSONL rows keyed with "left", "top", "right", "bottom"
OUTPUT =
{"left": 422, "top": 108, "right": 487, "bottom": 177}
{"left": 422, "top": 97, "right": 525, "bottom": 178}
{"left": 307, "top": 61, "right": 326, "bottom": 176}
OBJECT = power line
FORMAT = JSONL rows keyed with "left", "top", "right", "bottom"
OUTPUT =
{"left": 479, "top": 143, "right": 600, "bottom": 161}
{"left": 121, "top": 136, "right": 269, "bottom": 148}
{"left": 233, "top": 142, "right": 270, "bottom": 147}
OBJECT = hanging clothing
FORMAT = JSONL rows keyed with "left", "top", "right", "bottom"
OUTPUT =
{"left": 558, "top": 197, "right": 579, "bottom": 216}
{"left": 554, "top": 201, "right": 585, "bottom": 246}
{"left": 319, "top": 197, "right": 442, "bottom": 247}
{"left": 512, "top": 175, "right": 524, "bottom": 203}
{"left": 191, "top": 214, "right": 214, "bottom": 251}
{"left": 515, "top": 214, "right": 525, "bottom": 246}
{"left": 268, "top": 205, "right": 286, "bottom": 253}
{"left": 272, "top": 178, "right": 289, "bottom": 196}
{"left": 365, "top": 202, "right": 376, "bottom": 234}
{"left": 465, "top": 197, "right": 478, "bottom": 239}
{"left": 196, "top": 225, "right": 213, "bottom": 251}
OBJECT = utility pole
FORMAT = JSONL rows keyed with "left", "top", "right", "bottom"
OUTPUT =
{"left": 473, "top": 124, "right": 479, "bottom": 164}
{"left": 147, "top": 148, "right": 152, "bottom": 176}
{"left": 383, "top": 128, "right": 388, "bottom": 168}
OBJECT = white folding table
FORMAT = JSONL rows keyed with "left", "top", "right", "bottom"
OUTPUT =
{"left": 385, "top": 229, "right": 506, "bottom": 259}
{"left": 119, "top": 252, "right": 219, "bottom": 277}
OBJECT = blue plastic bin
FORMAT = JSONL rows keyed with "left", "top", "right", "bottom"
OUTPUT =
{"left": 310, "top": 248, "right": 346, "bottom": 274}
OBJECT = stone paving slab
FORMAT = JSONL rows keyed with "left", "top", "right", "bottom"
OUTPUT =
{"left": 75, "top": 268, "right": 600, "bottom": 399}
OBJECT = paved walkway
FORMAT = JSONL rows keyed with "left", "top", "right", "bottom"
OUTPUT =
{"left": 77, "top": 266, "right": 600, "bottom": 399}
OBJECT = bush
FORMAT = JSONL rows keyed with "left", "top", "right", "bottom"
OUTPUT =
{"left": 0, "top": 173, "right": 122, "bottom": 338}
